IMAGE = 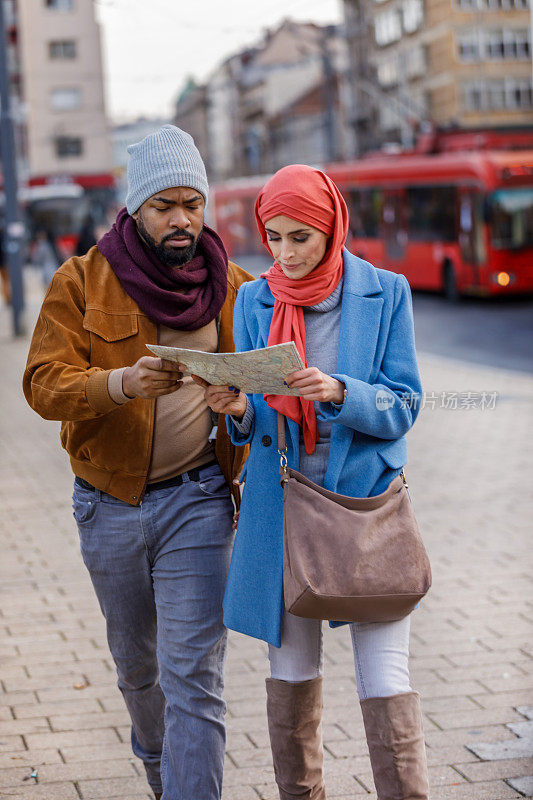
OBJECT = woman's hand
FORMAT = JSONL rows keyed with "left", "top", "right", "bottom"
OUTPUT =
{"left": 285, "top": 367, "right": 345, "bottom": 404}
{"left": 190, "top": 372, "right": 247, "bottom": 418}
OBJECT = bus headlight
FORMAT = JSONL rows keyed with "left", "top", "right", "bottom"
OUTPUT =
{"left": 492, "top": 271, "right": 514, "bottom": 287}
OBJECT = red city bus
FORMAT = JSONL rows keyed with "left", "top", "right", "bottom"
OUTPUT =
{"left": 211, "top": 150, "right": 533, "bottom": 299}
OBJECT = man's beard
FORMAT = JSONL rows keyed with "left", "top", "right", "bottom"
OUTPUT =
{"left": 136, "top": 215, "right": 201, "bottom": 267}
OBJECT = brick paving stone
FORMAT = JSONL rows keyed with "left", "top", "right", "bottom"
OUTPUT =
{"left": 27, "top": 759, "right": 137, "bottom": 783}
{"left": 472, "top": 691, "right": 533, "bottom": 710}
{"left": 481, "top": 677, "right": 533, "bottom": 694}
{"left": 506, "top": 776, "right": 533, "bottom": 797}
{"left": 425, "top": 726, "right": 521, "bottom": 747}
{"left": 12, "top": 699, "right": 102, "bottom": 719}
{"left": 425, "top": 744, "right": 478, "bottom": 766}
{"left": 76, "top": 776, "right": 152, "bottom": 798}
{"left": 2, "top": 272, "right": 533, "bottom": 799}
{"left": 427, "top": 708, "right": 525, "bottom": 730}
{"left": 227, "top": 746, "right": 275, "bottom": 769}
{"left": 0, "top": 784, "right": 81, "bottom": 799}
{"left": 456, "top": 757, "right": 533, "bottom": 782}
{"left": 506, "top": 720, "right": 533, "bottom": 739}
{"left": 48, "top": 710, "right": 130, "bottom": 732}
{"left": 424, "top": 781, "right": 522, "bottom": 799}
{"left": 24, "top": 728, "right": 121, "bottom": 750}
{"left": 59, "top": 743, "right": 137, "bottom": 763}
{"left": 468, "top": 737, "right": 533, "bottom": 762}
{"left": 221, "top": 787, "right": 262, "bottom": 800}
{"left": 0, "top": 749, "right": 62, "bottom": 770}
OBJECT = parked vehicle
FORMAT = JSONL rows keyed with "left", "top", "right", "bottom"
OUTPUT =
{"left": 212, "top": 146, "right": 533, "bottom": 299}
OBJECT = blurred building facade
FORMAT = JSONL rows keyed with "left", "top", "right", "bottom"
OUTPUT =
{"left": 174, "top": 19, "right": 351, "bottom": 181}
{"left": 3, "top": 0, "right": 111, "bottom": 187}
{"left": 343, "top": 0, "right": 533, "bottom": 154}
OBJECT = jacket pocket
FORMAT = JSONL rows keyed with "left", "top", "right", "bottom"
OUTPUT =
{"left": 377, "top": 439, "right": 406, "bottom": 470}
{"left": 83, "top": 309, "right": 139, "bottom": 342}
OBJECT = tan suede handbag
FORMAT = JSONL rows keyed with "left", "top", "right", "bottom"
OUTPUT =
{"left": 278, "top": 413, "right": 431, "bottom": 623}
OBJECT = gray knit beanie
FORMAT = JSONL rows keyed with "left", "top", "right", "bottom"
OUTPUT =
{"left": 125, "top": 124, "right": 208, "bottom": 214}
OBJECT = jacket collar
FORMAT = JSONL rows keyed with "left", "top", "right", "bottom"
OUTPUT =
{"left": 255, "top": 250, "right": 382, "bottom": 307}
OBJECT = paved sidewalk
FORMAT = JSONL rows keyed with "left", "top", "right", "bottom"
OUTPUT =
{"left": 0, "top": 272, "right": 532, "bottom": 799}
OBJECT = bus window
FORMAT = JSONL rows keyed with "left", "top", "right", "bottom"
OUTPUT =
{"left": 459, "top": 192, "right": 486, "bottom": 266}
{"left": 490, "top": 188, "right": 533, "bottom": 250}
{"left": 407, "top": 186, "right": 457, "bottom": 242}
{"left": 348, "top": 189, "right": 383, "bottom": 238}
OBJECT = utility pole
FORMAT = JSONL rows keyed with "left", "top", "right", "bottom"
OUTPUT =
{"left": 397, "top": 49, "right": 414, "bottom": 150}
{"left": 0, "top": 0, "right": 25, "bottom": 336}
{"left": 320, "top": 26, "right": 338, "bottom": 162}
{"left": 342, "top": 0, "right": 374, "bottom": 158}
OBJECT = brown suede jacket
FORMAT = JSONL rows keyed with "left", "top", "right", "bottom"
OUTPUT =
{"left": 23, "top": 246, "right": 253, "bottom": 506}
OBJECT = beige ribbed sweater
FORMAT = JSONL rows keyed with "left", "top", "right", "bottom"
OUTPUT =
{"left": 108, "top": 320, "right": 217, "bottom": 482}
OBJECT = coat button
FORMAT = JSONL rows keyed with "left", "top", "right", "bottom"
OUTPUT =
{"left": 261, "top": 435, "right": 272, "bottom": 447}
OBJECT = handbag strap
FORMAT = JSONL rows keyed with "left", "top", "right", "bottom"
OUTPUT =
{"left": 277, "top": 411, "right": 286, "bottom": 452}
{"left": 277, "top": 412, "right": 288, "bottom": 482}
{"left": 277, "top": 412, "right": 409, "bottom": 488}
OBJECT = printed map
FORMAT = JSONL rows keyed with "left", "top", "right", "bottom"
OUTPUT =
{"left": 146, "top": 341, "right": 304, "bottom": 395}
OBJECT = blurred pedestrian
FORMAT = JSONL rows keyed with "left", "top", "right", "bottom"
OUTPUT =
{"left": 23, "top": 125, "right": 253, "bottom": 800}
{"left": 33, "top": 228, "right": 61, "bottom": 290}
{"left": 202, "top": 164, "right": 430, "bottom": 800}
{"left": 75, "top": 213, "right": 97, "bottom": 255}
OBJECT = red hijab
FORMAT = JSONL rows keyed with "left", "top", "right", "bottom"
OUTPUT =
{"left": 255, "top": 164, "right": 349, "bottom": 454}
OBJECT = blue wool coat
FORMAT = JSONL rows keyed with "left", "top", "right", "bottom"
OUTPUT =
{"left": 223, "top": 251, "right": 422, "bottom": 647}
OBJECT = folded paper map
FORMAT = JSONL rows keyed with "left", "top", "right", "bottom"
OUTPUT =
{"left": 146, "top": 341, "right": 304, "bottom": 395}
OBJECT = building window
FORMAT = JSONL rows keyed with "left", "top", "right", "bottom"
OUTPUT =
{"left": 377, "top": 56, "right": 399, "bottom": 87}
{"left": 506, "top": 78, "right": 533, "bottom": 109}
{"left": 462, "top": 78, "right": 533, "bottom": 111}
{"left": 462, "top": 80, "right": 484, "bottom": 110}
{"left": 50, "top": 87, "right": 81, "bottom": 111}
{"left": 486, "top": 29, "right": 531, "bottom": 60}
{"left": 403, "top": 0, "right": 423, "bottom": 34}
{"left": 374, "top": 10, "right": 402, "bottom": 46}
{"left": 457, "top": 0, "right": 529, "bottom": 8}
{"left": 380, "top": 102, "right": 400, "bottom": 131}
{"left": 457, "top": 29, "right": 481, "bottom": 61}
{"left": 458, "top": 28, "right": 531, "bottom": 61}
{"left": 55, "top": 136, "right": 83, "bottom": 157}
{"left": 407, "top": 44, "right": 426, "bottom": 77}
{"left": 45, "top": 0, "right": 74, "bottom": 9}
{"left": 514, "top": 29, "right": 531, "bottom": 58}
{"left": 49, "top": 40, "right": 76, "bottom": 59}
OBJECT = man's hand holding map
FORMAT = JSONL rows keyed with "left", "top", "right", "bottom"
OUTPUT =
{"left": 146, "top": 341, "right": 304, "bottom": 396}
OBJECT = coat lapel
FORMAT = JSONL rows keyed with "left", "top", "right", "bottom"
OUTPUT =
{"left": 253, "top": 279, "right": 275, "bottom": 348}
{"left": 325, "top": 253, "right": 384, "bottom": 491}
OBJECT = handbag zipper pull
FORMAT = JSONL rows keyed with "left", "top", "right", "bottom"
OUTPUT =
{"left": 278, "top": 450, "right": 289, "bottom": 485}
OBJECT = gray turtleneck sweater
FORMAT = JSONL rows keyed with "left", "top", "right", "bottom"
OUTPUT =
{"left": 232, "top": 279, "right": 343, "bottom": 488}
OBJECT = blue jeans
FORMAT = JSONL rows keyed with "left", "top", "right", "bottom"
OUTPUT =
{"left": 72, "top": 464, "right": 234, "bottom": 800}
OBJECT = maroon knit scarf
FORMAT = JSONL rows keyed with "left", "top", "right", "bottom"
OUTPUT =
{"left": 97, "top": 207, "right": 228, "bottom": 331}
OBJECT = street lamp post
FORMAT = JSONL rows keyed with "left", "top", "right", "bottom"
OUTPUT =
{"left": 0, "top": 0, "right": 25, "bottom": 337}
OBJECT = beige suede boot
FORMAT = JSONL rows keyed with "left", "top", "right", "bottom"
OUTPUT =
{"left": 265, "top": 676, "right": 326, "bottom": 800}
{"left": 360, "top": 691, "right": 430, "bottom": 800}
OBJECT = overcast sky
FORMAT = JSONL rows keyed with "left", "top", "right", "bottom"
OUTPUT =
{"left": 95, "top": 0, "right": 342, "bottom": 123}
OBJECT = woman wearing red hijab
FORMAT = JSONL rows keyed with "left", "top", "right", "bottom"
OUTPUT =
{"left": 202, "top": 165, "right": 428, "bottom": 799}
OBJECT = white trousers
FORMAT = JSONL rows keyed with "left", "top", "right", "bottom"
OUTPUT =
{"left": 268, "top": 611, "right": 411, "bottom": 699}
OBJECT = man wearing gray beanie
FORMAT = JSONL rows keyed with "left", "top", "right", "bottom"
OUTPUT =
{"left": 24, "top": 125, "right": 253, "bottom": 800}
